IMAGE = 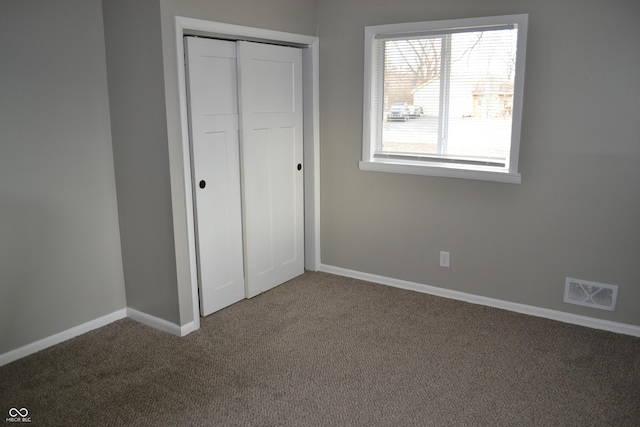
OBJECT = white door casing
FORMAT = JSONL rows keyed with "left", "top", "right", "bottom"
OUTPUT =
{"left": 185, "top": 37, "right": 245, "bottom": 316}
{"left": 175, "top": 17, "right": 320, "bottom": 332}
{"left": 238, "top": 41, "right": 305, "bottom": 298}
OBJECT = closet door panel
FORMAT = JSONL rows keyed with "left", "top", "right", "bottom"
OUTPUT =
{"left": 186, "top": 37, "right": 245, "bottom": 316}
{"left": 238, "top": 41, "right": 304, "bottom": 297}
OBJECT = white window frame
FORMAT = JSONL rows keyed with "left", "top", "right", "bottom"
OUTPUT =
{"left": 360, "top": 14, "right": 528, "bottom": 184}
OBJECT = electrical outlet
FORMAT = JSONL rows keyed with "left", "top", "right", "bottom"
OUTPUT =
{"left": 440, "top": 251, "right": 450, "bottom": 268}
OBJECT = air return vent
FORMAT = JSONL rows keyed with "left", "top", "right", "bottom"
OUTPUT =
{"left": 564, "top": 277, "right": 618, "bottom": 311}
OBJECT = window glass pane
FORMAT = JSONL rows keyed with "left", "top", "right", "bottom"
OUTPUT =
{"left": 381, "top": 38, "right": 441, "bottom": 155}
{"left": 446, "top": 29, "right": 517, "bottom": 165}
{"left": 379, "top": 28, "right": 518, "bottom": 167}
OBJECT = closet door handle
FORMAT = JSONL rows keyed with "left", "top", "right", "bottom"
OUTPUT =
{"left": 297, "top": 163, "right": 302, "bottom": 171}
{"left": 199, "top": 180, "right": 206, "bottom": 189}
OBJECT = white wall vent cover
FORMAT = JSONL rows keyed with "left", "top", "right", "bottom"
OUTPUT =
{"left": 564, "top": 277, "right": 618, "bottom": 311}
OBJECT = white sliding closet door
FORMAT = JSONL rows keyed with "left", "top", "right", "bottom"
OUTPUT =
{"left": 238, "top": 41, "right": 305, "bottom": 298}
{"left": 185, "top": 37, "right": 245, "bottom": 316}
{"left": 186, "top": 37, "right": 305, "bottom": 315}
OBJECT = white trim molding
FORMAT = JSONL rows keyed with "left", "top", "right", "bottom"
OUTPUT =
{"left": 174, "top": 17, "right": 321, "bottom": 330}
{"left": 361, "top": 14, "right": 528, "bottom": 184}
{"left": 0, "top": 309, "right": 200, "bottom": 366}
{"left": 127, "top": 308, "right": 196, "bottom": 337}
{"left": 320, "top": 264, "right": 640, "bottom": 338}
{"left": 0, "top": 309, "right": 127, "bottom": 367}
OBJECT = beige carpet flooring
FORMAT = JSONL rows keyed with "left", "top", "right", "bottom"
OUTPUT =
{"left": 1, "top": 271, "right": 639, "bottom": 426}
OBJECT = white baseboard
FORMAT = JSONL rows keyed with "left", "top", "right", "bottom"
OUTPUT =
{"left": 0, "top": 309, "right": 127, "bottom": 367}
{"left": 319, "top": 264, "right": 640, "bottom": 338}
{"left": 4, "top": 266, "right": 635, "bottom": 367}
{"left": 126, "top": 308, "right": 197, "bottom": 337}
{"left": 179, "top": 320, "right": 199, "bottom": 336}
{"left": 1, "top": 308, "right": 201, "bottom": 367}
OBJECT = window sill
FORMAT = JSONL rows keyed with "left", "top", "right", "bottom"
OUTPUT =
{"left": 358, "top": 159, "right": 521, "bottom": 184}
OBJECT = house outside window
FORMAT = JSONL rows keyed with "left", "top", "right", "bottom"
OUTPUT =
{"left": 360, "top": 14, "right": 528, "bottom": 184}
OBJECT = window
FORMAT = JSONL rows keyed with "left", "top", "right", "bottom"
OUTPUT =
{"left": 361, "top": 14, "right": 528, "bottom": 184}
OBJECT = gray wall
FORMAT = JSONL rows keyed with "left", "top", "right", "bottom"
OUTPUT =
{"left": 0, "top": 0, "right": 126, "bottom": 354}
{"left": 158, "top": 0, "right": 319, "bottom": 325}
{"left": 318, "top": 0, "right": 640, "bottom": 326}
{"left": 103, "top": 0, "right": 181, "bottom": 324}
